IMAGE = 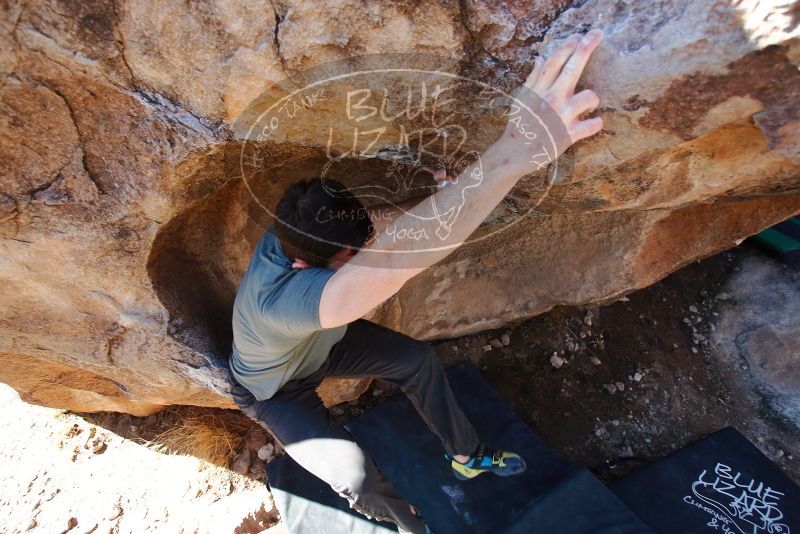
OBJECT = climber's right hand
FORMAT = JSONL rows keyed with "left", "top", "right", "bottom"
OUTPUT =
{"left": 491, "top": 30, "right": 605, "bottom": 177}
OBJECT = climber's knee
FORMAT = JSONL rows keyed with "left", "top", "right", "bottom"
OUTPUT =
{"left": 336, "top": 465, "right": 369, "bottom": 498}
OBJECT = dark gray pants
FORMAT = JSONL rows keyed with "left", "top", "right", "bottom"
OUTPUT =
{"left": 229, "top": 319, "right": 481, "bottom": 533}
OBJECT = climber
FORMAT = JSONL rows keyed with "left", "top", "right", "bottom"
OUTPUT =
{"left": 228, "top": 29, "right": 605, "bottom": 534}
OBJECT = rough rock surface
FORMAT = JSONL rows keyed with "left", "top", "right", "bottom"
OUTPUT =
{"left": 1, "top": 0, "right": 799, "bottom": 414}
{"left": 713, "top": 249, "right": 800, "bottom": 427}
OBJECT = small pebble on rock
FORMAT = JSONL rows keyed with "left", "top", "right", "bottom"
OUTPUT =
{"left": 603, "top": 383, "right": 617, "bottom": 394}
{"left": 615, "top": 381, "right": 625, "bottom": 391}
{"left": 500, "top": 333, "right": 511, "bottom": 346}
{"left": 590, "top": 356, "right": 602, "bottom": 366}
{"left": 633, "top": 372, "right": 643, "bottom": 382}
{"left": 482, "top": 344, "right": 493, "bottom": 352}
{"left": 689, "top": 305, "right": 698, "bottom": 313}
{"left": 550, "top": 354, "right": 565, "bottom": 369}
{"left": 489, "top": 338, "right": 503, "bottom": 348}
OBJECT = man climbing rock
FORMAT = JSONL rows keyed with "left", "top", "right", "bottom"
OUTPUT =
{"left": 228, "top": 29, "right": 605, "bottom": 534}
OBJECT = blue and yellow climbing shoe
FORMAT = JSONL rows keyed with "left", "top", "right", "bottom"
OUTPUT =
{"left": 446, "top": 444, "right": 527, "bottom": 480}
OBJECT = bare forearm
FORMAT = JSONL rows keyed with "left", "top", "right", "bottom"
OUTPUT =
{"left": 366, "top": 195, "right": 431, "bottom": 236}
{"left": 360, "top": 147, "right": 524, "bottom": 274}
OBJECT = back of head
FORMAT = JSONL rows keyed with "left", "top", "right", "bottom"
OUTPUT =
{"left": 274, "top": 177, "right": 374, "bottom": 267}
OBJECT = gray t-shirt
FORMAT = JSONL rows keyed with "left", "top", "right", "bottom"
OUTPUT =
{"left": 229, "top": 226, "right": 347, "bottom": 400}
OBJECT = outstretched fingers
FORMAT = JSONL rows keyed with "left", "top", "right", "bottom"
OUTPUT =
{"left": 568, "top": 116, "right": 603, "bottom": 143}
{"left": 512, "top": 29, "right": 605, "bottom": 151}
{"left": 566, "top": 89, "right": 600, "bottom": 120}
{"left": 522, "top": 56, "right": 544, "bottom": 91}
{"left": 552, "top": 30, "right": 604, "bottom": 95}
{"left": 530, "top": 34, "right": 581, "bottom": 92}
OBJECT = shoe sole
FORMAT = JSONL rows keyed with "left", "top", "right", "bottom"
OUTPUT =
{"left": 452, "top": 458, "right": 527, "bottom": 480}
{"left": 496, "top": 457, "right": 527, "bottom": 477}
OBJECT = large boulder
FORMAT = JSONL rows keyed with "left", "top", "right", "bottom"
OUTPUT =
{"left": 1, "top": 0, "right": 798, "bottom": 414}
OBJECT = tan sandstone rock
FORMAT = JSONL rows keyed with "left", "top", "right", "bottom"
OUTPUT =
{"left": 1, "top": 0, "right": 799, "bottom": 414}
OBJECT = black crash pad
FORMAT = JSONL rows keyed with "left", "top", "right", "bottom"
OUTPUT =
{"left": 267, "top": 362, "right": 652, "bottom": 534}
{"left": 611, "top": 427, "right": 800, "bottom": 534}
{"left": 752, "top": 217, "right": 800, "bottom": 264}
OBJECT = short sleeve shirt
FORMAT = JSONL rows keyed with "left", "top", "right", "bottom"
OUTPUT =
{"left": 229, "top": 226, "right": 347, "bottom": 400}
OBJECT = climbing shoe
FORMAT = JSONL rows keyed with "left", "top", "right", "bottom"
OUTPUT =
{"left": 446, "top": 444, "right": 527, "bottom": 481}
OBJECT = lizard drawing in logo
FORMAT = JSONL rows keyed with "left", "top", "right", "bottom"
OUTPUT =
{"left": 318, "top": 147, "right": 484, "bottom": 245}
{"left": 383, "top": 151, "right": 484, "bottom": 241}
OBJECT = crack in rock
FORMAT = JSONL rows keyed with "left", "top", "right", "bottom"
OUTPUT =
{"left": 267, "top": 0, "right": 292, "bottom": 80}
{"left": 40, "top": 83, "right": 107, "bottom": 197}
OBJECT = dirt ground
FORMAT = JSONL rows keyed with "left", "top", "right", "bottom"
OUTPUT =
{"left": 1, "top": 242, "right": 797, "bottom": 533}
{"left": 429, "top": 243, "right": 800, "bottom": 483}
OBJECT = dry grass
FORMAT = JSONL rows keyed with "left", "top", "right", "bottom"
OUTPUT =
{"left": 140, "top": 406, "right": 254, "bottom": 467}
{"left": 80, "top": 403, "right": 261, "bottom": 469}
